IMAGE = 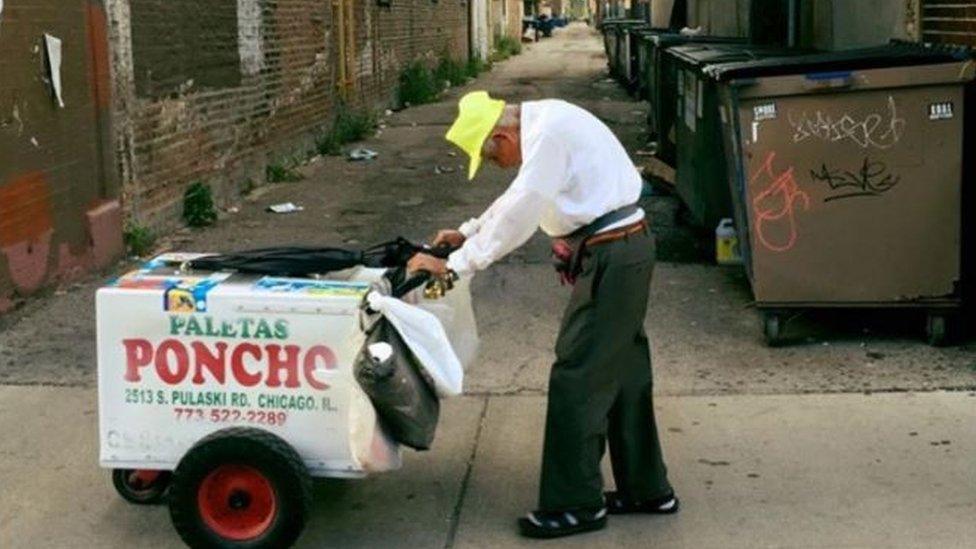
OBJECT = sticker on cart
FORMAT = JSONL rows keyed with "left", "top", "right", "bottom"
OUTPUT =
{"left": 753, "top": 103, "right": 777, "bottom": 122}
{"left": 254, "top": 277, "right": 371, "bottom": 298}
{"left": 163, "top": 274, "right": 231, "bottom": 313}
{"left": 111, "top": 274, "right": 174, "bottom": 290}
{"left": 928, "top": 102, "right": 954, "bottom": 121}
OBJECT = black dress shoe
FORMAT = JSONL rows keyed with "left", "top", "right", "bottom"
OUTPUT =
{"left": 517, "top": 506, "right": 608, "bottom": 539}
{"left": 604, "top": 491, "right": 680, "bottom": 515}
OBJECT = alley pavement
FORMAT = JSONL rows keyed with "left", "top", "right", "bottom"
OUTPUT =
{"left": 1, "top": 24, "right": 975, "bottom": 548}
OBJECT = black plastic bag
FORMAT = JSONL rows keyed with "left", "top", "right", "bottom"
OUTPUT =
{"left": 354, "top": 316, "right": 440, "bottom": 450}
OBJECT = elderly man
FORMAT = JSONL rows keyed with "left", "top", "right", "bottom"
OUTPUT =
{"left": 407, "top": 91, "right": 677, "bottom": 539}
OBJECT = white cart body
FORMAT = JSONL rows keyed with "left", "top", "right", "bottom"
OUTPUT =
{"left": 97, "top": 254, "right": 406, "bottom": 478}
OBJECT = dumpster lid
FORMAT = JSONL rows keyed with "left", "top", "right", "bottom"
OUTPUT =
{"left": 708, "top": 42, "right": 974, "bottom": 81}
{"left": 646, "top": 33, "right": 747, "bottom": 47}
{"left": 667, "top": 44, "right": 805, "bottom": 71}
{"left": 600, "top": 18, "right": 648, "bottom": 29}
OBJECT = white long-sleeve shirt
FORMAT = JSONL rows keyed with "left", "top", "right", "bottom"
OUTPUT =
{"left": 446, "top": 99, "right": 644, "bottom": 275}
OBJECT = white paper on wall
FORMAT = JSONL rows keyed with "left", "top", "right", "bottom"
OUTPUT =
{"left": 44, "top": 33, "right": 65, "bottom": 108}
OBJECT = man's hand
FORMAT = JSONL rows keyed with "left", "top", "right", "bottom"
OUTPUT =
{"left": 407, "top": 253, "right": 449, "bottom": 277}
{"left": 432, "top": 229, "right": 466, "bottom": 249}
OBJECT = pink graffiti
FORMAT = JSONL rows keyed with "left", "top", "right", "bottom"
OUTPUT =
{"left": 751, "top": 152, "right": 810, "bottom": 253}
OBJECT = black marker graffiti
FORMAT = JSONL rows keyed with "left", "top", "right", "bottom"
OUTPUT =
{"left": 810, "top": 158, "right": 900, "bottom": 203}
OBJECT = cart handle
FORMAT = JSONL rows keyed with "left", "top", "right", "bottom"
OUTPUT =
{"left": 392, "top": 271, "right": 432, "bottom": 298}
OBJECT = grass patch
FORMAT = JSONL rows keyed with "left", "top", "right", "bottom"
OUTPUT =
{"left": 123, "top": 224, "right": 156, "bottom": 257}
{"left": 466, "top": 55, "right": 491, "bottom": 78}
{"left": 398, "top": 60, "right": 440, "bottom": 106}
{"left": 182, "top": 182, "right": 218, "bottom": 228}
{"left": 266, "top": 161, "right": 302, "bottom": 183}
{"left": 435, "top": 54, "right": 469, "bottom": 87}
{"left": 315, "top": 104, "right": 377, "bottom": 156}
{"left": 492, "top": 35, "right": 522, "bottom": 61}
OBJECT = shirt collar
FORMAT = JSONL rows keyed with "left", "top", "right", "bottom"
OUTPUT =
{"left": 519, "top": 101, "right": 541, "bottom": 157}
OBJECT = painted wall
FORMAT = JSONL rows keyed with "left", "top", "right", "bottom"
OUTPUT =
{"left": 473, "top": 0, "right": 491, "bottom": 59}
{"left": 687, "top": 0, "right": 750, "bottom": 36}
{"left": 0, "top": 0, "right": 123, "bottom": 312}
{"left": 818, "top": 0, "right": 911, "bottom": 50}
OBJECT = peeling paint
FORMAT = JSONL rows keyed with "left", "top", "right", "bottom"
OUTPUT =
{"left": 3, "top": 230, "right": 53, "bottom": 293}
{"left": 238, "top": 0, "right": 265, "bottom": 77}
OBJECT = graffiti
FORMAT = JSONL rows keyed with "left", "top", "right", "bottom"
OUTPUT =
{"left": 787, "top": 96, "right": 906, "bottom": 150}
{"left": 751, "top": 152, "right": 810, "bottom": 253}
{"left": 810, "top": 158, "right": 900, "bottom": 202}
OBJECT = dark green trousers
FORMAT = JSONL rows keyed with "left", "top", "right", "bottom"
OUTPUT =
{"left": 539, "top": 229, "right": 672, "bottom": 511}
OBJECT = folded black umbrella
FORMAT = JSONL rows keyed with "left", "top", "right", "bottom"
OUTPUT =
{"left": 186, "top": 238, "right": 423, "bottom": 277}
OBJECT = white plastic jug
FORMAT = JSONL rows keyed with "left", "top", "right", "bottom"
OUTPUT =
{"left": 715, "top": 218, "right": 742, "bottom": 265}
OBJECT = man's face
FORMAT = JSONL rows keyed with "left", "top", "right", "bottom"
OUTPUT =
{"left": 482, "top": 126, "right": 521, "bottom": 169}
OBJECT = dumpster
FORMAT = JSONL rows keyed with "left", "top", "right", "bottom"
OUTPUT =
{"left": 668, "top": 44, "right": 804, "bottom": 231}
{"left": 619, "top": 22, "right": 656, "bottom": 93}
{"left": 639, "top": 34, "right": 746, "bottom": 166}
{"left": 633, "top": 28, "right": 672, "bottom": 98}
{"left": 711, "top": 43, "right": 976, "bottom": 345}
{"left": 602, "top": 19, "right": 647, "bottom": 80}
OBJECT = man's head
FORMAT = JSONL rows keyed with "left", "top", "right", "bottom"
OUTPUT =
{"left": 482, "top": 105, "right": 521, "bottom": 170}
{"left": 446, "top": 91, "right": 521, "bottom": 180}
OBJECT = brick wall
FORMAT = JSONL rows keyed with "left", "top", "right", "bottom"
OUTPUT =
{"left": 922, "top": 0, "right": 976, "bottom": 46}
{"left": 108, "top": 0, "right": 469, "bottom": 233}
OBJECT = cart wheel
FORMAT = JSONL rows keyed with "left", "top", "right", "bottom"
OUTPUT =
{"left": 926, "top": 313, "right": 949, "bottom": 347}
{"left": 112, "top": 469, "right": 172, "bottom": 505}
{"left": 168, "top": 428, "right": 312, "bottom": 549}
{"left": 762, "top": 312, "right": 783, "bottom": 347}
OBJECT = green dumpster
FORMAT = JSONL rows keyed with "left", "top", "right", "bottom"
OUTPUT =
{"left": 712, "top": 44, "right": 976, "bottom": 345}
{"left": 669, "top": 44, "right": 802, "bottom": 231}
{"left": 601, "top": 19, "right": 645, "bottom": 79}
{"left": 640, "top": 34, "right": 746, "bottom": 166}
{"left": 619, "top": 22, "right": 657, "bottom": 93}
{"left": 634, "top": 28, "right": 672, "bottom": 99}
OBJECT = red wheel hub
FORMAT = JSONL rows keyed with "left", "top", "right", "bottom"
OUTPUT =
{"left": 197, "top": 464, "right": 277, "bottom": 541}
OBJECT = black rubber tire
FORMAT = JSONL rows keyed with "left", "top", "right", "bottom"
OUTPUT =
{"left": 926, "top": 313, "right": 949, "bottom": 347}
{"left": 168, "top": 427, "right": 312, "bottom": 549}
{"left": 112, "top": 469, "right": 172, "bottom": 505}
{"left": 762, "top": 311, "right": 783, "bottom": 347}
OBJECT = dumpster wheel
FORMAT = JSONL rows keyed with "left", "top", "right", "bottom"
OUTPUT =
{"left": 761, "top": 311, "right": 784, "bottom": 347}
{"left": 112, "top": 469, "right": 172, "bottom": 505}
{"left": 168, "top": 427, "right": 312, "bottom": 549}
{"left": 926, "top": 313, "right": 950, "bottom": 347}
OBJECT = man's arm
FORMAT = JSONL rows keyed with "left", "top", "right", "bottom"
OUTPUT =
{"left": 446, "top": 186, "right": 548, "bottom": 276}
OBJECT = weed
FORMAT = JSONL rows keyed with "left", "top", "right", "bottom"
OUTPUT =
{"left": 266, "top": 162, "right": 302, "bottom": 183}
{"left": 240, "top": 177, "right": 256, "bottom": 195}
{"left": 315, "top": 104, "right": 376, "bottom": 156}
{"left": 492, "top": 34, "right": 522, "bottom": 61}
{"left": 123, "top": 224, "right": 156, "bottom": 257}
{"left": 399, "top": 60, "right": 440, "bottom": 106}
{"left": 465, "top": 55, "right": 491, "bottom": 78}
{"left": 182, "top": 182, "right": 218, "bottom": 227}
{"left": 435, "top": 54, "right": 468, "bottom": 87}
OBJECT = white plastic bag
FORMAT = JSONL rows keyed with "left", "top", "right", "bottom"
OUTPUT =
{"left": 412, "top": 275, "right": 479, "bottom": 369}
{"left": 348, "top": 386, "right": 402, "bottom": 472}
{"left": 365, "top": 291, "right": 465, "bottom": 397}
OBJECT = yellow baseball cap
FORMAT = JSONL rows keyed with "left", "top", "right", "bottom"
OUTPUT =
{"left": 445, "top": 91, "right": 506, "bottom": 180}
